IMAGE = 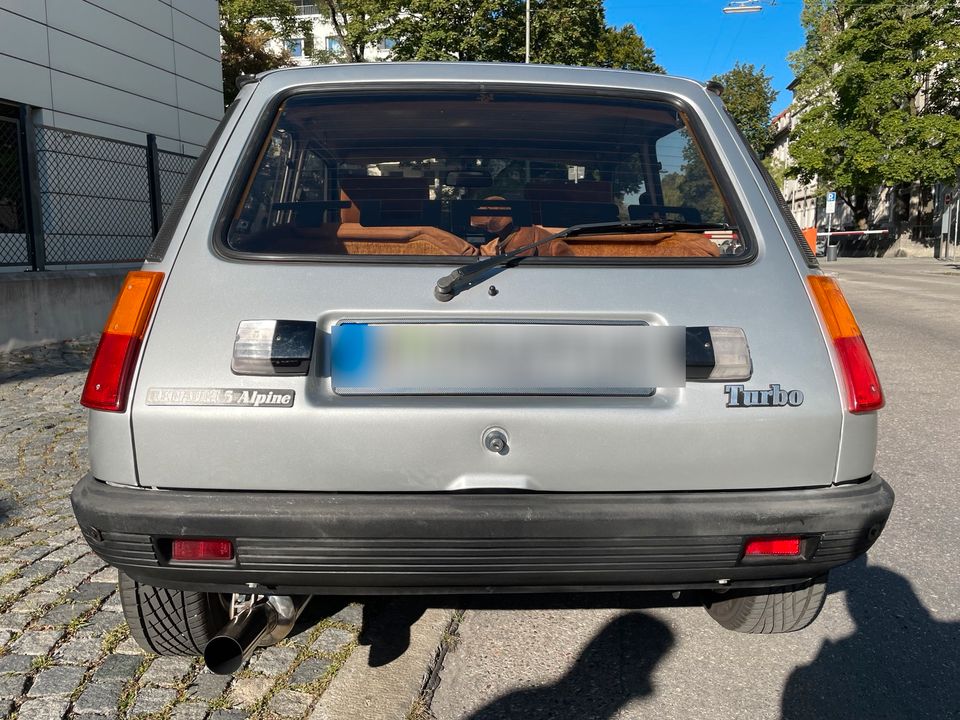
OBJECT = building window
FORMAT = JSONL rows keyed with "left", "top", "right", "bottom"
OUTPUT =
{"left": 287, "top": 38, "right": 304, "bottom": 57}
{"left": 377, "top": 37, "right": 396, "bottom": 50}
{"left": 326, "top": 36, "right": 343, "bottom": 53}
{"left": 293, "top": 2, "right": 319, "bottom": 15}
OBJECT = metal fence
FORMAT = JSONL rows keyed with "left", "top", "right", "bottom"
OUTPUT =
{"left": 0, "top": 119, "right": 197, "bottom": 269}
{"left": 0, "top": 114, "right": 29, "bottom": 266}
{"left": 157, "top": 146, "right": 197, "bottom": 220}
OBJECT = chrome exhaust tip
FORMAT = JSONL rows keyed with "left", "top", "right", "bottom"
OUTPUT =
{"left": 204, "top": 595, "right": 310, "bottom": 675}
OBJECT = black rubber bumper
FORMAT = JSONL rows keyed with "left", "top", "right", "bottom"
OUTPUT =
{"left": 71, "top": 473, "right": 893, "bottom": 595}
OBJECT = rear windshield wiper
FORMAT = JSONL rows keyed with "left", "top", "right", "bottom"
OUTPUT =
{"left": 433, "top": 220, "right": 735, "bottom": 302}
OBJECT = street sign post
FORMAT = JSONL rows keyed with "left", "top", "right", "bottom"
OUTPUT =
{"left": 825, "top": 192, "right": 837, "bottom": 261}
{"left": 826, "top": 191, "right": 837, "bottom": 215}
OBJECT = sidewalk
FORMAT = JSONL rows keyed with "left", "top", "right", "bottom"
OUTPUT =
{"left": 0, "top": 339, "right": 448, "bottom": 720}
{"left": 824, "top": 255, "right": 960, "bottom": 277}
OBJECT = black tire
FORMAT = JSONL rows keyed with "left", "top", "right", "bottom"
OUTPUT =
{"left": 703, "top": 575, "right": 828, "bottom": 634}
{"left": 119, "top": 572, "right": 231, "bottom": 656}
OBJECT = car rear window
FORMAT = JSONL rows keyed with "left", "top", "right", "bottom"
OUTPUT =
{"left": 225, "top": 91, "right": 746, "bottom": 260}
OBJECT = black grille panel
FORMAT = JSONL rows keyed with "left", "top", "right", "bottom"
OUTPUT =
{"left": 81, "top": 529, "right": 158, "bottom": 568}
{"left": 815, "top": 528, "right": 876, "bottom": 562}
{"left": 238, "top": 536, "right": 745, "bottom": 574}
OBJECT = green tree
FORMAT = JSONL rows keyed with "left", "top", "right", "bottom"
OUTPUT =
{"left": 382, "top": 0, "right": 521, "bottom": 62}
{"left": 661, "top": 130, "right": 725, "bottom": 224}
{"left": 788, "top": 0, "right": 960, "bottom": 228}
{"left": 219, "top": 0, "right": 314, "bottom": 103}
{"left": 597, "top": 24, "right": 664, "bottom": 73}
{"left": 530, "top": 0, "right": 605, "bottom": 66}
{"left": 317, "top": 0, "right": 392, "bottom": 63}
{"left": 660, "top": 171, "right": 683, "bottom": 207}
{"left": 711, "top": 62, "right": 777, "bottom": 156}
{"left": 763, "top": 156, "right": 787, "bottom": 189}
{"left": 382, "top": 0, "right": 663, "bottom": 70}
{"left": 677, "top": 144, "right": 724, "bottom": 223}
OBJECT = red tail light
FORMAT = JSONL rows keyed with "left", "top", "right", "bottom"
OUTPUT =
{"left": 171, "top": 539, "right": 234, "bottom": 562}
{"left": 81, "top": 271, "right": 163, "bottom": 412}
{"left": 744, "top": 537, "right": 802, "bottom": 556}
{"left": 807, "top": 276, "right": 884, "bottom": 413}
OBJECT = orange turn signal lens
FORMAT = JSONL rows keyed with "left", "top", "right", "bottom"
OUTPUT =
{"left": 103, "top": 271, "right": 164, "bottom": 338}
{"left": 807, "top": 275, "right": 862, "bottom": 339}
{"left": 81, "top": 271, "right": 163, "bottom": 412}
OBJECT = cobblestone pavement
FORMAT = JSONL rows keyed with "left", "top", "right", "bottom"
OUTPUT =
{"left": 0, "top": 339, "right": 363, "bottom": 720}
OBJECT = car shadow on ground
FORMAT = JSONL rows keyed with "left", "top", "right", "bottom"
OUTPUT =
{"left": 295, "top": 596, "right": 429, "bottom": 667}
{"left": 298, "top": 592, "right": 690, "bottom": 674}
{"left": 0, "top": 340, "right": 95, "bottom": 384}
{"left": 462, "top": 610, "right": 674, "bottom": 720}
{"left": 357, "top": 598, "right": 428, "bottom": 667}
{"left": 781, "top": 557, "right": 960, "bottom": 720}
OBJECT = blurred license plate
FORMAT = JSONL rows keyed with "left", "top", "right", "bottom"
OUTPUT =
{"left": 331, "top": 322, "right": 685, "bottom": 395}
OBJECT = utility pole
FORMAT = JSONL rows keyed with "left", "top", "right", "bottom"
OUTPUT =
{"left": 947, "top": 193, "right": 960, "bottom": 260}
{"left": 525, "top": 0, "right": 531, "bottom": 63}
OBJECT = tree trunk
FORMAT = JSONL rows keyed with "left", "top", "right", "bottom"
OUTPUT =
{"left": 852, "top": 191, "right": 869, "bottom": 230}
{"left": 915, "top": 183, "right": 933, "bottom": 243}
{"left": 323, "top": 1, "right": 362, "bottom": 62}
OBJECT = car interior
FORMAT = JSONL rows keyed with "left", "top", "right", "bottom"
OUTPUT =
{"left": 227, "top": 92, "right": 739, "bottom": 259}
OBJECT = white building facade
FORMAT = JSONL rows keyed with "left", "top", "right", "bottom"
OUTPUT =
{"left": 769, "top": 105, "right": 819, "bottom": 230}
{"left": 1, "top": 0, "right": 223, "bottom": 155}
{"left": 0, "top": 0, "right": 224, "bottom": 270}
{"left": 284, "top": 1, "right": 393, "bottom": 64}
{"left": 769, "top": 78, "right": 953, "bottom": 256}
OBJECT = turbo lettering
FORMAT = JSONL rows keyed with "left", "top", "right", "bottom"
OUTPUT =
{"left": 725, "top": 384, "right": 803, "bottom": 408}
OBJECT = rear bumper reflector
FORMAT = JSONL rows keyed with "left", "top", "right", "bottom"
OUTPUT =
{"left": 744, "top": 537, "right": 802, "bottom": 556}
{"left": 170, "top": 539, "right": 234, "bottom": 562}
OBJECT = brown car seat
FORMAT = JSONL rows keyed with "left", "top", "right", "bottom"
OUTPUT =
{"left": 232, "top": 223, "right": 479, "bottom": 257}
{"left": 233, "top": 177, "right": 476, "bottom": 256}
{"left": 563, "top": 231, "right": 721, "bottom": 257}
{"left": 471, "top": 197, "right": 574, "bottom": 257}
{"left": 336, "top": 177, "right": 474, "bottom": 255}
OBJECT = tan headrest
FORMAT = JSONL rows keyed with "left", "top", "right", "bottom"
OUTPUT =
{"left": 470, "top": 196, "right": 513, "bottom": 235}
{"left": 338, "top": 177, "right": 431, "bottom": 224}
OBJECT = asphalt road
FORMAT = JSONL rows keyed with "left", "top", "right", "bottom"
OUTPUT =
{"left": 429, "top": 258, "right": 960, "bottom": 720}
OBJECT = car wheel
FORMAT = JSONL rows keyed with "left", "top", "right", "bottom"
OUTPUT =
{"left": 703, "top": 575, "right": 828, "bottom": 634}
{"left": 119, "top": 571, "right": 231, "bottom": 656}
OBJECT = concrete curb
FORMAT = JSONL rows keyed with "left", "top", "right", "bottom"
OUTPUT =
{"left": 0, "top": 269, "right": 126, "bottom": 351}
{"left": 309, "top": 607, "right": 452, "bottom": 720}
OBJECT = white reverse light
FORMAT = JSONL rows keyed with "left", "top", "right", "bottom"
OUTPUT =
{"left": 707, "top": 327, "right": 753, "bottom": 380}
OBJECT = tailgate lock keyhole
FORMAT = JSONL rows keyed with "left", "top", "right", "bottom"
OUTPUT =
{"left": 483, "top": 428, "right": 509, "bottom": 455}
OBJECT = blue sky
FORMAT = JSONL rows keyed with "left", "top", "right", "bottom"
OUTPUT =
{"left": 604, "top": 0, "right": 805, "bottom": 114}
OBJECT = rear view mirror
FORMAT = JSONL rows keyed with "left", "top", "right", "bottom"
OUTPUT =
{"left": 445, "top": 171, "right": 493, "bottom": 188}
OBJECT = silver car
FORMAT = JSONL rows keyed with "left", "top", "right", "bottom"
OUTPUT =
{"left": 71, "top": 63, "right": 893, "bottom": 673}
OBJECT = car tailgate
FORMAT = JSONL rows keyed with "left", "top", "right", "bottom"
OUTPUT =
{"left": 130, "top": 256, "right": 842, "bottom": 493}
